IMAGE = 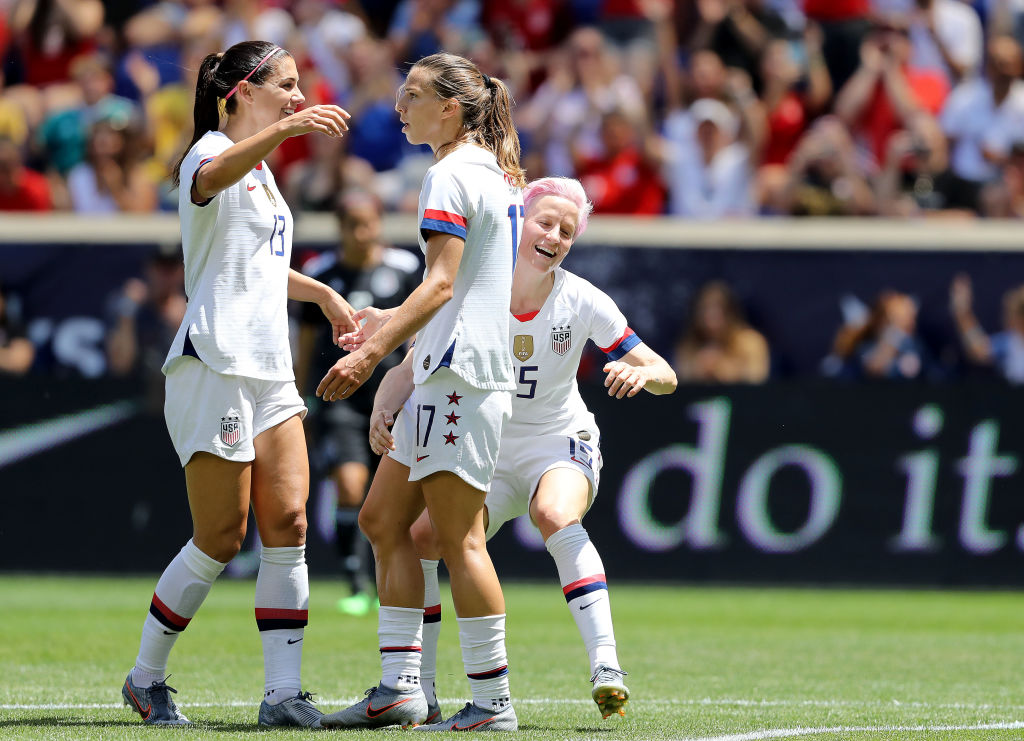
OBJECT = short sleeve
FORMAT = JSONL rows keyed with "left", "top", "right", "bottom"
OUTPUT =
{"left": 181, "top": 134, "right": 231, "bottom": 207}
{"left": 419, "top": 167, "right": 470, "bottom": 242}
{"left": 585, "top": 283, "right": 642, "bottom": 361}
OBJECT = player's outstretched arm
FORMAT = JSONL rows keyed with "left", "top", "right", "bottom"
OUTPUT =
{"left": 194, "top": 105, "right": 350, "bottom": 200}
{"left": 368, "top": 350, "right": 415, "bottom": 455}
{"left": 287, "top": 268, "right": 357, "bottom": 344}
{"left": 316, "top": 231, "right": 463, "bottom": 402}
{"left": 603, "top": 342, "right": 678, "bottom": 398}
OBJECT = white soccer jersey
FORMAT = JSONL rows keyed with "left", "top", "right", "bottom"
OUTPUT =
{"left": 163, "top": 131, "right": 295, "bottom": 381}
{"left": 506, "top": 268, "right": 641, "bottom": 436}
{"left": 411, "top": 143, "right": 522, "bottom": 391}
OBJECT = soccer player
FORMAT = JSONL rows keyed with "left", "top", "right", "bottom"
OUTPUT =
{"left": 315, "top": 53, "right": 525, "bottom": 732}
{"left": 295, "top": 190, "right": 419, "bottom": 616}
{"left": 121, "top": 40, "right": 355, "bottom": 728}
{"left": 369, "top": 177, "right": 677, "bottom": 723}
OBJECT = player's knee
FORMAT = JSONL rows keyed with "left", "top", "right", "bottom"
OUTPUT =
{"left": 533, "top": 509, "right": 580, "bottom": 542}
{"left": 410, "top": 517, "right": 441, "bottom": 559}
{"left": 277, "top": 508, "right": 308, "bottom": 543}
{"left": 195, "top": 524, "right": 246, "bottom": 563}
{"left": 358, "top": 504, "right": 389, "bottom": 546}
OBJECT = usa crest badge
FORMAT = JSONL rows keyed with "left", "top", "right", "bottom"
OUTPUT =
{"left": 220, "top": 416, "right": 241, "bottom": 447}
{"left": 551, "top": 325, "right": 571, "bottom": 356}
{"left": 513, "top": 335, "right": 534, "bottom": 361}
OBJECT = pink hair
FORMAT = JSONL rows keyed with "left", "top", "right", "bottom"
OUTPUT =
{"left": 523, "top": 177, "right": 593, "bottom": 240}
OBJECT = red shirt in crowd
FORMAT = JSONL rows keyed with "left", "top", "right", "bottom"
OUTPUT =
{"left": 803, "top": 0, "right": 868, "bottom": 21}
{"left": 763, "top": 91, "right": 809, "bottom": 166}
{"left": 579, "top": 148, "right": 666, "bottom": 215}
{"left": 0, "top": 167, "right": 53, "bottom": 211}
{"left": 861, "top": 68, "right": 948, "bottom": 165}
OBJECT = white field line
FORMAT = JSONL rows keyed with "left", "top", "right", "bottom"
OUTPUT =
{"left": 682, "top": 722, "right": 1024, "bottom": 741}
{"left": 2, "top": 697, "right": 1024, "bottom": 712}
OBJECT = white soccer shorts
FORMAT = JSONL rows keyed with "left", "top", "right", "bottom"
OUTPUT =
{"left": 483, "top": 428, "right": 602, "bottom": 540}
{"left": 164, "top": 357, "right": 306, "bottom": 467}
{"left": 388, "top": 367, "right": 512, "bottom": 492}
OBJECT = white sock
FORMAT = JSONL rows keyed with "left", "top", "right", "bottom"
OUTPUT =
{"left": 132, "top": 539, "right": 225, "bottom": 687}
{"left": 545, "top": 523, "right": 619, "bottom": 674}
{"left": 379, "top": 606, "right": 423, "bottom": 691}
{"left": 457, "top": 614, "right": 510, "bottom": 712}
{"left": 420, "top": 559, "right": 441, "bottom": 704}
{"left": 255, "top": 545, "right": 308, "bottom": 703}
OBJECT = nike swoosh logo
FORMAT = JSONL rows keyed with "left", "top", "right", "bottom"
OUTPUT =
{"left": 163, "top": 630, "right": 176, "bottom": 635}
{"left": 579, "top": 599, "right": 602, "bottom": 610}
{"left": 247, "top": 184, "right": 257, "bottom": 191}
{"left": 416, "top": 454, "right": 430, "bottom": 462}
{"left": 287, "top": 637, "right": 303, "bottom": 644}
{"left": 452, "top": 718, "right": 494, "bottom": 731}
{"left": 0, "top": 400, "right": 138, "bottom": 469}
{"left": 125, "top": 683, "right": 152, "bottom": 719}
{"left": 366, "top": 698, "right": 409, "bottom": 718}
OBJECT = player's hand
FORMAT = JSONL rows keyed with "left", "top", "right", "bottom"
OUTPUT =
{"left": 317, "top": 348, "right": 376, "bottom": 401}
{"left": 320, "top": 290, "right": 358, "bottom": 345}
{"left": 279, "top": 104, "right": 351, "bottom": 138}
{"left": 603, "top": 361, "right": 650, "bottom": 399}
{"left": 368, "top": 408, "right": 397, "bottom": 455}
{"left": 339, "top": 306, "right": 392, "bottom": 351}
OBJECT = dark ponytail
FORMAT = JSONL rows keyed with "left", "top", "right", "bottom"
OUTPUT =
{"left": 413, "top": 54, "right": 527, "bottom": 188}
{"left": 171, "top": 40, "right": 288, "bottom": 187}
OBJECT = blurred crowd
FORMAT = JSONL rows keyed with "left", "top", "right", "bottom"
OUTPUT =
{"left": 1, "top": 0, "right": 1024, "bottom": 217}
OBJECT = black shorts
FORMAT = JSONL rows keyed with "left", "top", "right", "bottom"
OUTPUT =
{"left": 315, "top": 401, "right": 372, "bottom": 470}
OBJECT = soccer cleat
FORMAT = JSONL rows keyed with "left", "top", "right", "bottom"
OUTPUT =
{"left": 122, "top": 671, "right": 190, "bottom": 725}
{"left": 258, "top": 690, "right": 323, "bottom": 728}
{"left": 320, "top": 684, "right": 427, "bottom": 729}
{"left": 591, "top": 665, "right": 629, "bottom": 719}
{"left": 336, "top": 591, "right": 376, "bottom": 617}
{"left": 413, "top": 702, "right": 517, "bottom": 732}
{"left": 425, "top": 697, "right": 443, "bottom": 725}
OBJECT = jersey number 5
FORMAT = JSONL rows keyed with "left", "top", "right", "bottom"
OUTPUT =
{"left": 516, "top": 365, "right": 538, "bottom": 399}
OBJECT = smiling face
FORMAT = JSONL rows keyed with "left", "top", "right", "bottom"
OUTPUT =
{"left": 395, "top": 66, "right": 450, "bottom": 149}
{"left": 245, "top": 54, "right": 305, "bottom": 131}
{"left": 517, "top": 195, "right": 580, "bottom": 276}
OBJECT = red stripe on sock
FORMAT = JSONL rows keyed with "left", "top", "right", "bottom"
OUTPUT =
{"left": 152, "top": 593, "right": 191, "bottom": 630}
{"left": 254, "top": 608, "right": 309, "bottom": 620}
{"left": 423, "top": 604, "right": 441, "bottom": 616}
{"left": 562, "top": 574, "right": 606, "bottom": 595}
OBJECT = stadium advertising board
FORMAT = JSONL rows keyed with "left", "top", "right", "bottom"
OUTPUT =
{"left": 3, "top": 378, "right": 1023, "bottom": 585}
{"left": 485, "top": 383, "right": 1024, "bottom": 586}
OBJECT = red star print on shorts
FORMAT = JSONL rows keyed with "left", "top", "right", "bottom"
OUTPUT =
{"left": 445, "top": 412, "right": 460, "bottom": 425}
{"left": 443, "top": 431, "right": 459, "bottom": 445}
{"left": 446, "top": 390, "right": 463, "bottom": 405}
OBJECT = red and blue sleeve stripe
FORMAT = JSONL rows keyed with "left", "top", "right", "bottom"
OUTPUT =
{"left": 600, "top": 328, "right": 641, "bottom": 361}
{"left": 421, "top": 209, "right": 467, "bottom": 241}
{"left": 562, "top": 574, "right": 607, "bottom": 603}
{"left": 190, "top": 157, "right": 216, "bottom": 207}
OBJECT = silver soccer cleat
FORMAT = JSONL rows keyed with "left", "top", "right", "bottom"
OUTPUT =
{"left": 591, "top": 664, "right": 629, "bottom": 719}
{"left": 413, "top": 701, "right": 517, "bottom": 732}
{"left": 122, "top": 671, "right": 190, "bottom": 725}
{"left": 320, "top": 684, "right": 428, "bottom": 729}
{"left": 258, "top": 690, "right": 323, "bottom": 728}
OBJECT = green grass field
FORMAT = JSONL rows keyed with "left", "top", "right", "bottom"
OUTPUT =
{"left": 0, "top": 576, "right": 1022, "bottom": 740}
